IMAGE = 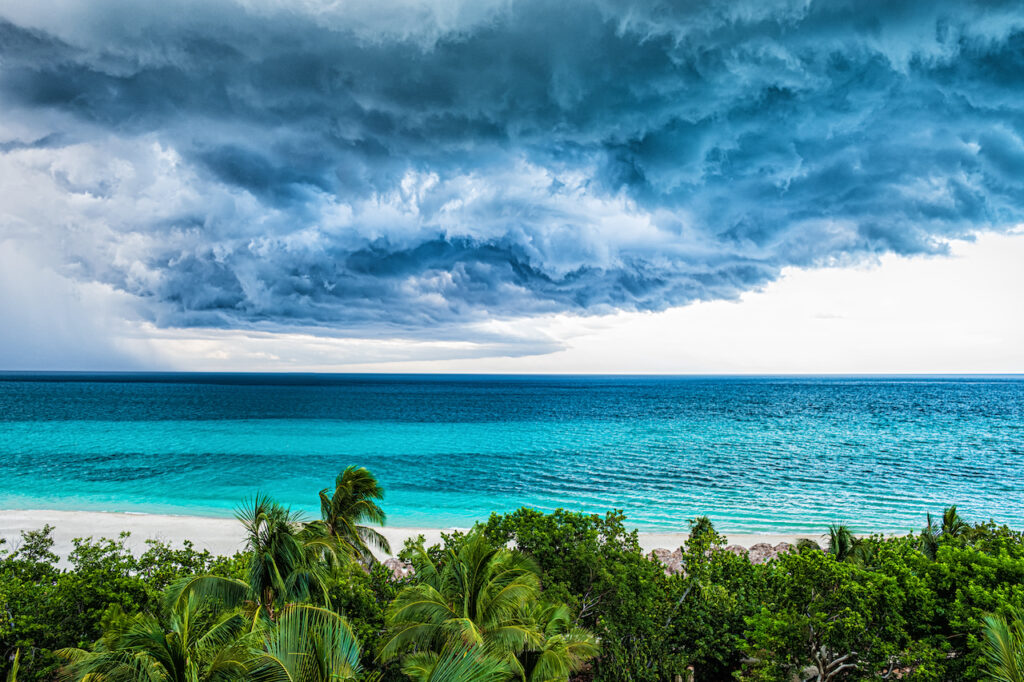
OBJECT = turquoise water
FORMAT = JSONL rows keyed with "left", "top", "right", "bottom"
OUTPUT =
{"left": 1, "top": 374, "right": 1022, "bottom": 533}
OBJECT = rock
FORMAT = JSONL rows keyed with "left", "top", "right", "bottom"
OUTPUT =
{"left": 383, "top": 557, "right": 414, "bottom": 580}
{"left": 746, "top": 541, "right": 795, "bottom": 564}
{"left": 747, "top": 542, "right": 777, "bottom": 564}
{"left": 650, "top": 548, "right": 674, "bottom": 563}
{"left": 653, "top": 542, "right": 793, "bottom": 568}
{"left": 649, "top": 548, "right": 684, "bottom": 575}
{"left": 774, "top": 542, "right": 794, "bottom": 555}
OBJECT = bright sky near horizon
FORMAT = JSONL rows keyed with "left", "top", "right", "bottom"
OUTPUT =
{"left": 2, "top": 0, "right": 1023, "bottom": 372}
{"left": 3, "top": 230, "right": 1021, "bottom": 373}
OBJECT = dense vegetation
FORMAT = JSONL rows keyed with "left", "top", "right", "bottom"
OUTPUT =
{"left": 2, "top": 467, "right": 1023, "bottom": 681}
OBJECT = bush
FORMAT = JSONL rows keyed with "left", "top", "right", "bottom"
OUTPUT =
{"left": 6, "top": 504, "right": 1024, "bottom": 682}
{"left": 0, "top": 526, "right": 229, "bottom": 682}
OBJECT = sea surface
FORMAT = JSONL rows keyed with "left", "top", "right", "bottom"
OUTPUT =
{"left": 1, "top": 373, "right": 1022, "bottom": 534}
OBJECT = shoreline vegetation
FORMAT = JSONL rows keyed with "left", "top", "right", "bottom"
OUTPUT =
{"left": 1, "top": 467, "right": 1023, "bottom": 681}
{"left": 0, "top": 509, "right": 812, "bottom": 562}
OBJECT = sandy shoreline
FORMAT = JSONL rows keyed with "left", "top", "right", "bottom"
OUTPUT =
{"left": 0, "top": 509, "right": 810, "bottom": 561}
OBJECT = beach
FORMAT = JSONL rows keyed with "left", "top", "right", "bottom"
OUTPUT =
{"left": 0, "top": 509, "right": 807, "bottom": 561}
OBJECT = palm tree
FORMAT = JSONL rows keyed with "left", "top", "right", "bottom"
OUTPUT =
{"left": 797, "top": 525, "right": 868, "bottom": 564}
{"left": 249, "top": 605, "right": 363, "bottom": 682}
{"left": 825, "top": 524, "right": 857, "bottom": 562}
{"left": 919, "top": 513, "right": 941, "bottom": 560}
{"left": 982, "top": 607, "right": 1024, "bottom": 682}
{"left": 61, "top": 598, "right": 367, "bottom": 682}
{"left": 919, "top": 507, "right": 971, "bottom": 560}
{"left": 304, "top": 467, "right": 391, "bottom": 562}
{"left": 520, "top": 602, "right": 600, "bottom": 682}
{"left": 381, "top": 530, "right": 598, "bottom": 681}
{"left": 941, "top": 505, "right": 970, "bottom": 539}
{"left": 170, "top": 495, "right": 331, "bottom": 622}
{"left": 59, "top": 592, "right": 253, "bottom": 682}
{"left": 238, "top": 496, "right": 333, "bottom": 618}
{"left": 380, "top": 529, "right": 544, "bottom": 676}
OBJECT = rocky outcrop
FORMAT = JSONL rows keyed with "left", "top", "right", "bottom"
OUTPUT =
{"left": 649, "top": 548, "right": 684, "bottom": 574}
{"left": 747, "top": 542, "right": 776, "bottom": 564}
{"left": 385, "top": 541, "right": 797, "bottom": 580}
{"left": 649, "top": 541, "right": 795, "bottom": 572}
{"left": 382, "top": 557, "right": 414, "bottom": 579}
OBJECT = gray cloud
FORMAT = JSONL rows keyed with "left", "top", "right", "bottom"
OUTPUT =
{"left": 1, "top": 0, "right": 1023, "bottom": 340}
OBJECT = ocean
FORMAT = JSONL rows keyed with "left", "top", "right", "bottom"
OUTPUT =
{"left": 1, "top": 373, "right": 1022, "bottom": 534}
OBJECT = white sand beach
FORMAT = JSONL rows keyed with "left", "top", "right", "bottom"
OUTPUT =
{"left": 0, "top": 509, "right": 808, "bottom": 561}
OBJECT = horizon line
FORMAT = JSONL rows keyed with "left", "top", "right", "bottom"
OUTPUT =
{"left": 1, "top": 370, "right": 1022, "bottom": 378}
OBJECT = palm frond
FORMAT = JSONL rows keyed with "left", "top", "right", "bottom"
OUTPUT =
{"left": 418, "top": 645, "right": 511, "bottom": 682}
{"left": 983, "top": 609, "right": 1024, "bottom": 682}
{"left": 942, "top": 505, "right": 970, "bottom": 538}
{"left": 441, "top": 617, "right": 486, "bottom": 649}
{"left": 482, "top": 624, "right": 542, "bottom": 654}
{"left": 824, "top": 523, "right": 858, "bottom": 561}
{"left": 378, "top": 623, "right": 444, "bottom": 663}
{"left": 919, "top": 512, "right": 940, "bottom": 559}
{"left": 381, "top": 527, "right": 553, "bottom": 675}
{"left": 521, "top": 601, "right": 599, "bottom": 681}
{"left": 308, "top": 468, "right": 392, "bottom": 562}
{"left": 355, "top": 526, "right": 391, "bottom": 557}
{"left": 250, "top": 605, "right": 362, "bottom": 682}
{"left": 166, "top": 575, "right": 249, "bottom": 613}
{"left": 398, "top": 652, "right": 440, "bottom": 682}
{"left": 58, "top": 646, "right": 166, "bottom": 682}
{"left": 62, "top": 591, "right": 256, "bottom": 682}
{"left": 387, "top": 584, "right": 459, "bottom": 621}
{"left": 553, "top": 629, "right": 600, "bottom": 672}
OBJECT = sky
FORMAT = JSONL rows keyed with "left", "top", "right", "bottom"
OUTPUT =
{"left": 1, "top": 0, "right": 1023, "bottom": 373}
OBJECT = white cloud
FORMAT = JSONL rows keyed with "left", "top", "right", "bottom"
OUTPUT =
{"left": 69, "top": 230, "right": 1020, "bottom": 373}
{"left": 3, "top": 0, "right": 1024, "bottom": 370}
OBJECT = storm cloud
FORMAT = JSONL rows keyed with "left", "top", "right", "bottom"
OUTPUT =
{"left": 1, "top": 0, "right": 1023, "bottom": 338}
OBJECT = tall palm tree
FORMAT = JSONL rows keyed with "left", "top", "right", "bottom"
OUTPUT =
{"left": 170, "top": 495, "right": 331, "bottom": 622}
{"left": 380, "top": 530, "right": 544, "bottom": 676}
{"left": 982, "top": 608, "right": 1024, "bottom": 682}
{"left": 59, "top": 593, "right": 253, "bottom": 682}
{"left": 304, "top": 467, "right": 391, "bottom": 562}
{"left": 238, "top": 496, "right": 332, "bottom": 618}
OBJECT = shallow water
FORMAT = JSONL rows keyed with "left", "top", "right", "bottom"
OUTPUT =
{"left": 1, "top": 373, "right": 1022, "bottom": 533}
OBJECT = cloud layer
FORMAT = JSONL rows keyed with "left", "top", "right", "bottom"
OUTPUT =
{"left": 2, "top": 0, "right": 1023, "bottom": 340}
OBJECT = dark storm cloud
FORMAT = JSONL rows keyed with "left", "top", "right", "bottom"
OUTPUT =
{"left": 1, "top": 0, "right": 1023, "bottom": 335}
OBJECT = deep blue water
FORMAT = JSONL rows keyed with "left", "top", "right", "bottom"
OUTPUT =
{"left": 1, "top": 373, "right": 1022, "bottom": 534}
